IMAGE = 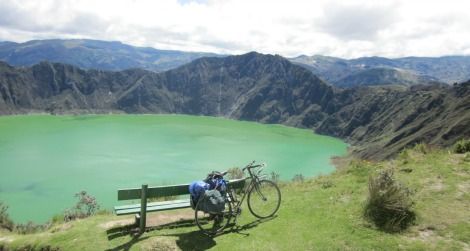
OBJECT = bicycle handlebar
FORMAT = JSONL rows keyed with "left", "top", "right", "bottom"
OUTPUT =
{"left": 214, "top": 161, "right": 265, "bottom": 179}
{"left": 242, "top": 161, "right": 265, "bottom": 172}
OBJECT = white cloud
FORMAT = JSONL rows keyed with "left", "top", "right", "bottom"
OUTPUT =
{"left": 0, "top": 0, "right": 469, "bottom": 58}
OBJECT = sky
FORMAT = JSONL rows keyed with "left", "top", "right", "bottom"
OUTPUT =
{"left": 0, "top": 0, "right": 469, "bottom": 58}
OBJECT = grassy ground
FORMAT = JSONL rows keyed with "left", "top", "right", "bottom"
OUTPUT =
{"left": 1, "top": 147, "right": 469, "bottom": 250}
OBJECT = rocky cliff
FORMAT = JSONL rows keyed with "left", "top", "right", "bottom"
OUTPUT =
{"left": 1, "top": 53, "right": 469, "bottom": 159}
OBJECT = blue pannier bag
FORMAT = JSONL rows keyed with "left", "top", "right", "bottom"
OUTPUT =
{"left": 189, "top": 181, "right": 210, "bottom": 209}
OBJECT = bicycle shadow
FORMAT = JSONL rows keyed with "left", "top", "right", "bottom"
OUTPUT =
{"left": 106, "top": 216, "right": 277, "bottom": 251}
{"left": 106, "top": 218, "right": 195, "bottom": 240}
{"left": 162, "top": 216, "right": 277, "bottom": 250}
{"left": 222, "top": 215, "right": 277, "bottom": 237}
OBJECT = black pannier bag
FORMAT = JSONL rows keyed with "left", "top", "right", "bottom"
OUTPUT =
{"left": 189, "top": 171, "right": 227, "bottom": 212}
{"left": 198, "top": 189, "right": 225, "bottom": 213}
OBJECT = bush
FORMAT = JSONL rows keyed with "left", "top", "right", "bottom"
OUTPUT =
{"left": 292, "top": 174, "right": 305, "bottom": 183}
{"left": 453, "top": 139, "right": 470, "bottom": 153}
{"left": 398, "top": 149, "right": 410, "bottom": 164}
{"left": 321, "top": 180, "right": 334, "bottom": 189}
{"left": 413, "top": 143, "right": 428, "bottom": 154}
{"left": 364, "top": 169, "right": 415, "bottom": 232}
{"left": 0, "top": 244, "right": 60, "bottom": 251}
{"left": 269, "top": 171, "right": 280, "bottom": 183}
{"left": 227, "top": 167, "right": 244, "bottom": 179}
{"left": 463, "top": 153, "right": 470, "bottom": 162}
{"left": 15, "top": 221, "right": 51, "bottom": 234}
{"left": 64, "top": 191, "right": 100, "bottom": 222}
{"left": 0, "top": 202, "right": 14, "bottom": 231}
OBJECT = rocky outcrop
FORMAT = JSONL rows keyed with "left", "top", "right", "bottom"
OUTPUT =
{"left": 316, "top": 83, "right": 470, "bottom": 159}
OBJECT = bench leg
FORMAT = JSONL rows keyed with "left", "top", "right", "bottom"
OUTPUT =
{"left": 139, "top": 184, "right": 148, "bottom": 233}
{"left": 134, "top": 214, "right": 140, "bottom": 226}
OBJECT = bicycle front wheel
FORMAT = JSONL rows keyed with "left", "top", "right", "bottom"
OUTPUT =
{"left": 247, "top": 180, "right": 281, "bottom": 218}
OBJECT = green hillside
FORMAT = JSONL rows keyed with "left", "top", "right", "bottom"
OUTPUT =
{"left": 1, "top": 146, "right": 469, "bottom": 250}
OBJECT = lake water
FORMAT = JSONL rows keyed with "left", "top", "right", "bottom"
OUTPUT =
{"left": 0, "top": 115, "right": 347, "bottom": 223}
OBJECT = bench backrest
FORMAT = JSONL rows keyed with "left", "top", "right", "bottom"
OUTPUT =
{"left": 118, "top": 178, "right": 247, "bottom": 201}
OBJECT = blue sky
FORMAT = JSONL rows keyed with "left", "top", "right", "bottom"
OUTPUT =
{"left": 0, "top": 0, "right": 469, "bottom": 58}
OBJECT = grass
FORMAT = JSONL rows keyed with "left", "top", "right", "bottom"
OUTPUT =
{"left": 1, "top": 147, "right": 469, "bottom": 250}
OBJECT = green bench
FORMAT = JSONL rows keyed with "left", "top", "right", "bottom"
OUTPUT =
{"left": 115, "top": 178, "right": 246, "bottom": 233}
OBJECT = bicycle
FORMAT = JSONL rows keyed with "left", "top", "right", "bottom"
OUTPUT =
{"left": 194, "top": 161, "right": 281, "bottom": 235}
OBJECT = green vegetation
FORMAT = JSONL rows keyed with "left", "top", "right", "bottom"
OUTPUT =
{"left": 453, "top": 139, "right": 470, "bottom": 153}
{"left": 364, "top": 169, "right": 415, "bottom": 232}
{"left": 227, "top": 167, "right": 244, "bottom": 179}
{"left": 1, "top": 146, "right": 468, "bottom": 250}
{"left": 0, "top": 202, "right": 14, "bottom": 231}
{"left": 64, "top": 191, "right": 100, "bottom": 222}
{"left": 292, "top": 174, "right": 305, "bottom": 183}
{"left": 0, "top": 191, "right": 101, "bottom": 238}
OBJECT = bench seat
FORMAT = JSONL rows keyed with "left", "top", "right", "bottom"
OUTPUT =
{"left": 115, "top": 178, "right": 246, "bottom": 232}
{"left": 114, "top": 199, "right": 191, "bottom": 215}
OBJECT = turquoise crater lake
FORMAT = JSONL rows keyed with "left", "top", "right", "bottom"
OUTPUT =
{"left": 0, "top": 115, "right": 347, "bottom": 223}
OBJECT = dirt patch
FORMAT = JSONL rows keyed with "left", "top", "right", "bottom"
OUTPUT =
{"left": 426, "top": 178, "right": 445, "bottom": 192}
{"left": 99, "top": 218, "right": 135, "bottom": 230}
{"left": 408, "top": 227, "right": 441, "bottom": 243}
{"left": 417, "top": 229, "right": 435, "bottom": 240}
{"left": 146, "top": 209, "right": 194, "bottom": 228}
{"left": 140, "top": 237, "right": 179, "bottom": 251}
{"left": 407, "top": 227, "right": 470, "bottom": 250}
{"left": 50, "top": 222, "right": 73, "bottom": 233}
{"left": 100, "top": 209, "right": 195, "bottom": 230}
{"left": 456, "top": 181, "right": 470, "bottom": 198}
{"left": 0, "top": 236, "right": 15, "bottom": 243}
{"left": 331, "top": 155, "right": 353, "bottom": 170}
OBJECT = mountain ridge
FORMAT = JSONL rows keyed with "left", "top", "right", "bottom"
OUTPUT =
{"left": 2, "top": 39, "right": 470, "bottom": 87}
{"left": 0, "top": 39, "right": 220, "bottom": 72}
{"left": 290, "top": 54, "right": 470, "bottom": 85}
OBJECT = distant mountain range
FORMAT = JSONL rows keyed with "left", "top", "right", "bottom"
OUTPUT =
{"left": 1, "top": 39, "right": 469, "bottom": 88}
{"left": 332, "top": 67, "right": 441, "bottom": 88}
{"left": 1, "top": 52, "right": 468, "bottom": 159}
{"left": 289, "top": 54, "right": 470, "bottom": 86}
{"left": 0, "top": 39, "right": 219, "bottom": 72}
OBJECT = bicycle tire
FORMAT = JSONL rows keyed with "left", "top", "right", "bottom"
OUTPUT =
{"left": 194, "top": 193, "right": 232, "bottom": 235}
{"left": 247, "top": 179, "right": 281, "bottom": 219}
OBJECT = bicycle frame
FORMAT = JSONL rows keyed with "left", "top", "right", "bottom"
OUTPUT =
{"left": 226, "top": 163, "right": 266, "bottom": 216}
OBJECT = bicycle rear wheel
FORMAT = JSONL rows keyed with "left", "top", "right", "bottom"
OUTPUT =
{"left": 247, "top": 180, "right": 281, "bottom": 218}
{"left": 194, "top": 195, "right": 232, "bottom": 235}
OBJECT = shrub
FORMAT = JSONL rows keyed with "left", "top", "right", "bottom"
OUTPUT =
{"left": 64, "top": 191, "right": 100, "bottom": 222}
{"left": 453, "top": 139, "right": 470, "bottom": 154}
{"left": 0, "top": 202, "right": 14, "bottom": 231}
{"left": 463, "top": 153, "right": 470, "bottom": 162}
{"left": 398, "top": 149, "right": 410, "bottom": 164}
{"left": 0, "top": 244, "right": 60, "bottom": 251}
{"left": 364, "top": 169, "right": 415, "bottom": 232}
{"left": 413, "top": 143, "right": 428, "bottom": 154}
{"left": 227, "top": 167, "right": 244, "bottom": 179}
{"left": 321, "top": 180, "right": 334, "bottom": 189}
{"left": 292, "top": 174, "right": 305, "bottom": 183}
{"left": 269, "top": 171, "right": 280, "bottom": 183}
{"left": 15, "top": 221, "right": 51, "bottom": 234}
